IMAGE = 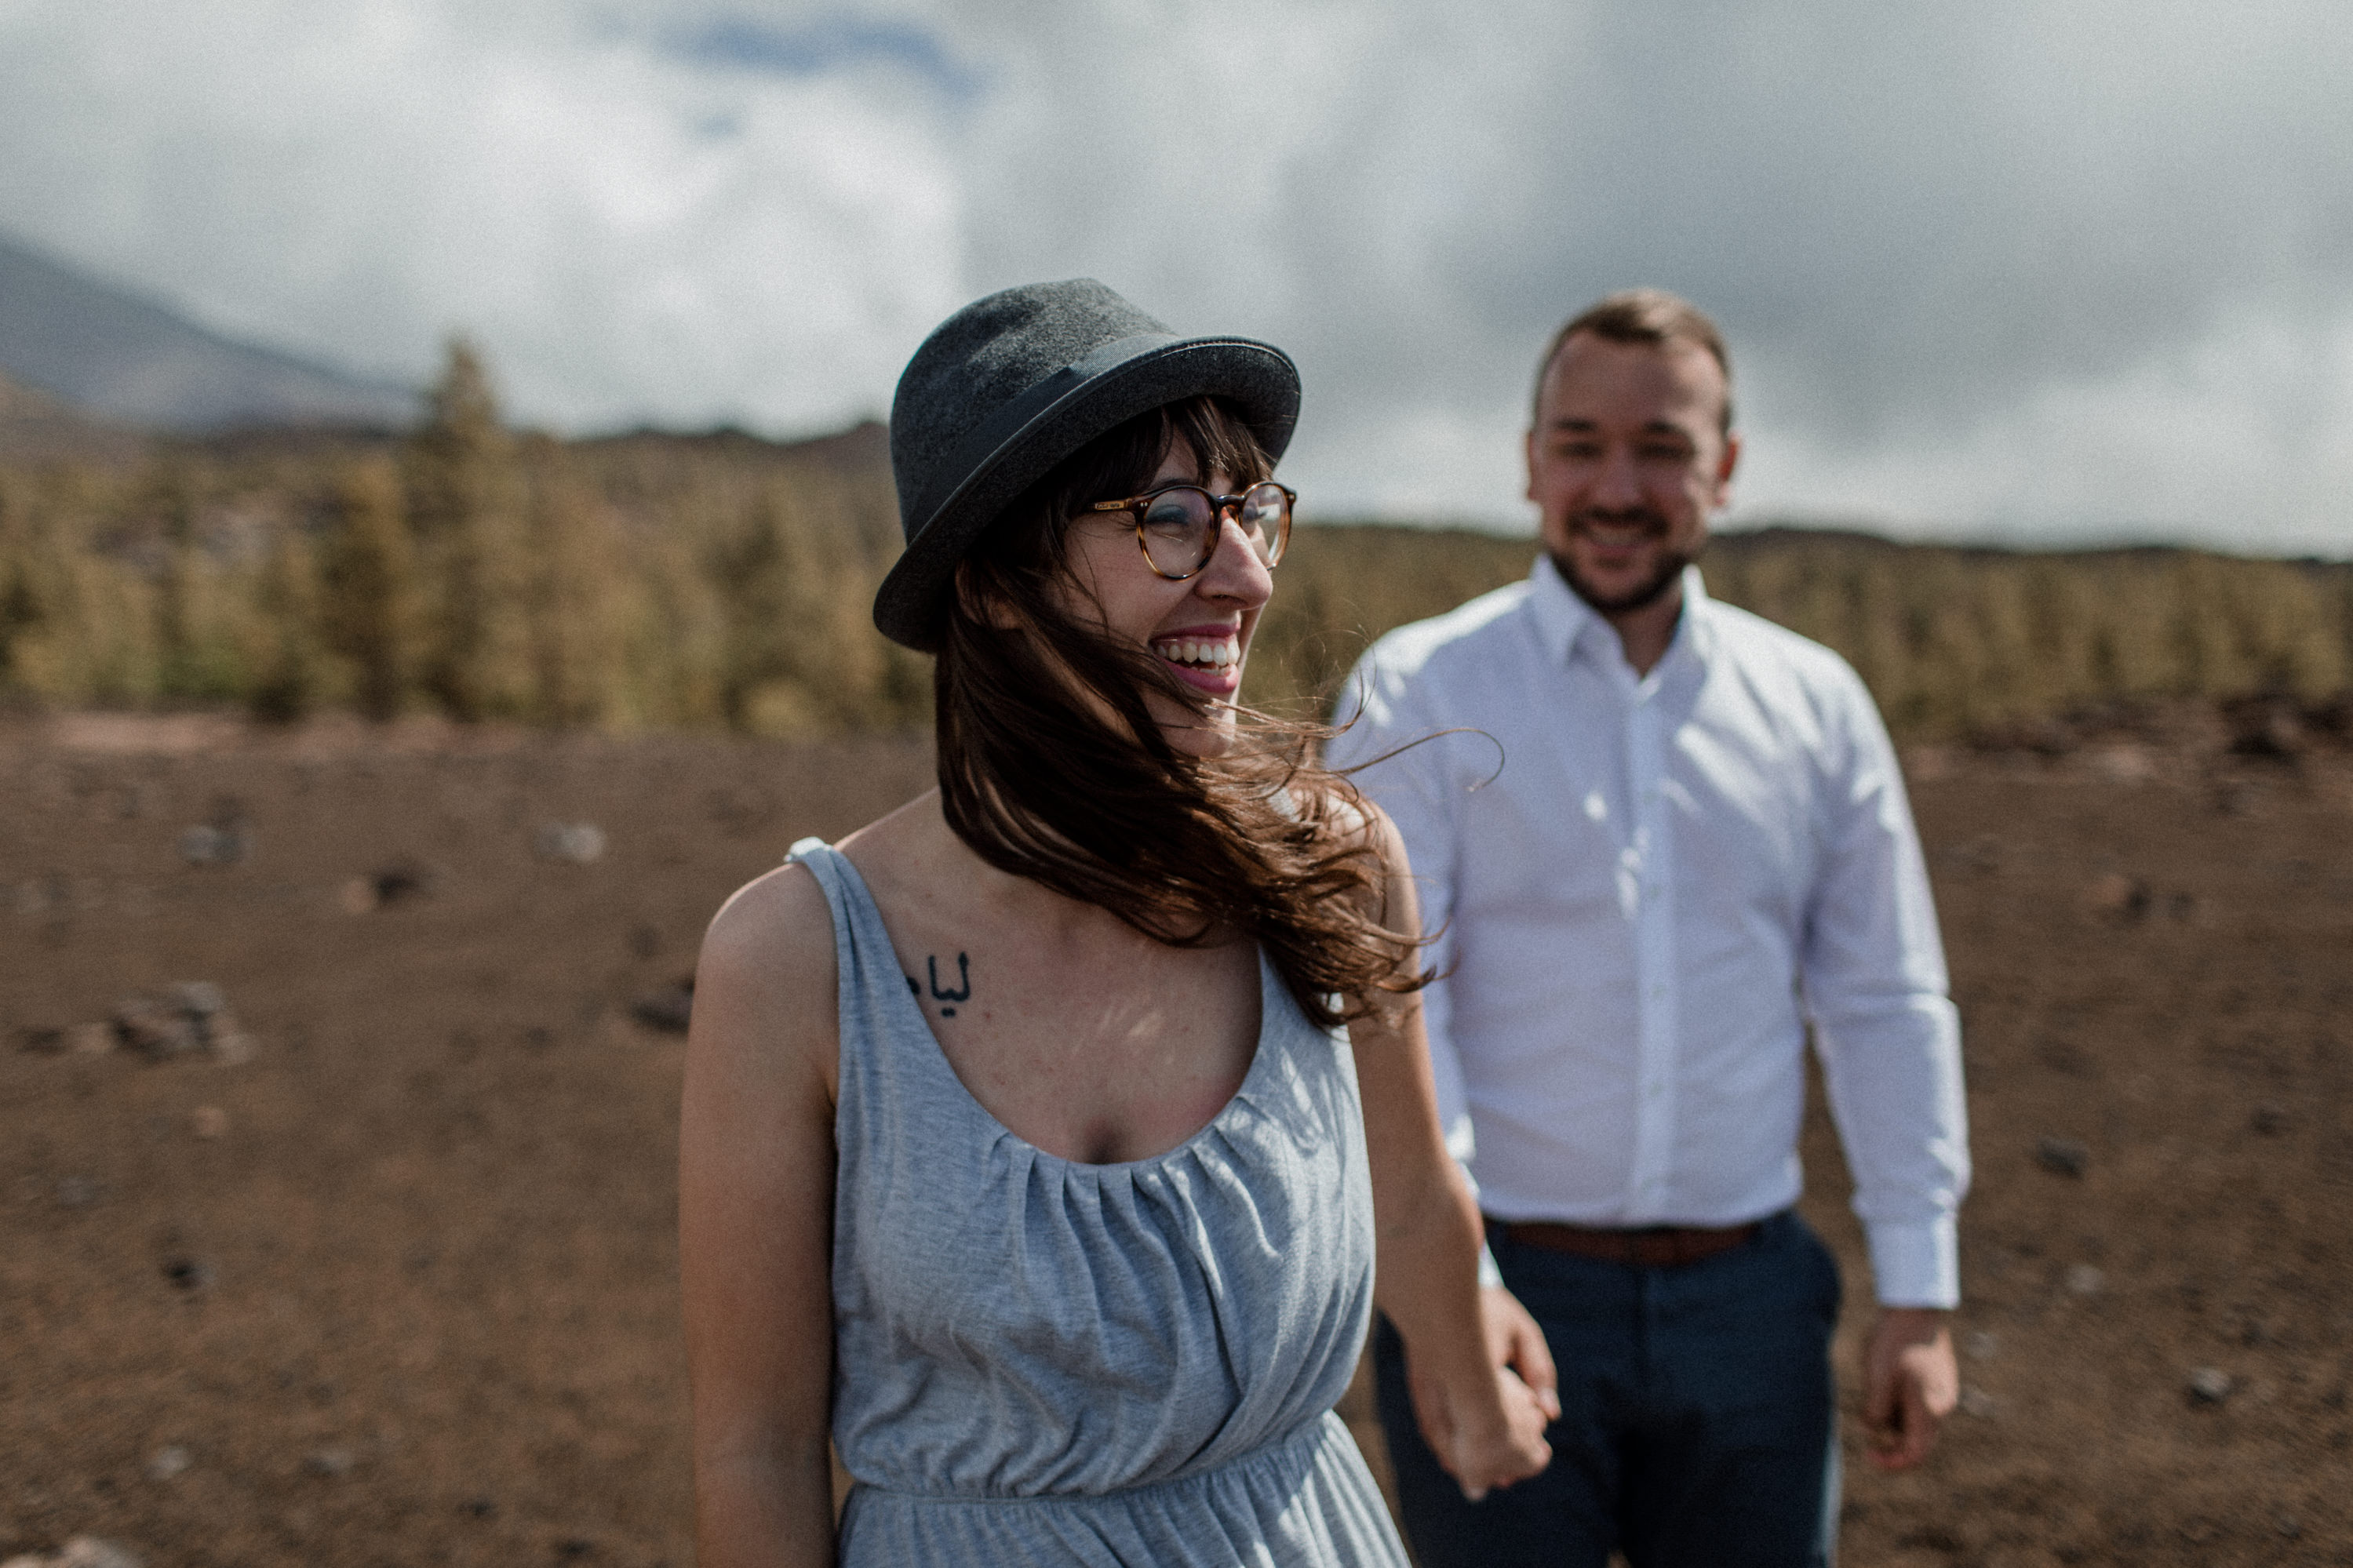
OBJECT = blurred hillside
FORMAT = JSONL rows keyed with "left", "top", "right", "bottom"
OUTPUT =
{"left": 0, "top": 231, "right": 417, "bottom": 431}
{"left": 2, "top": 344, "right": 2348, "bottom": 744}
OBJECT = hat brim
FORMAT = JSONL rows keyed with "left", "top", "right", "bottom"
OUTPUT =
{"left": 872, "top": 335, "right": 1299, "bottom": 653}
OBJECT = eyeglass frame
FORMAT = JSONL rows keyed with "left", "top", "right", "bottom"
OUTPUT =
{"left": 1086, "top": 482, "right": 1297, "bottom": 582}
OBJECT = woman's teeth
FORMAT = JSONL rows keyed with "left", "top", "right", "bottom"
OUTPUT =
{"left": 1158, "top": 636, "right": 1240, "bottom": 668}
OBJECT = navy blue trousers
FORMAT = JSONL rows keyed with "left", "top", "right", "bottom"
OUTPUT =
{"left": 1374, "top": 1211, "right": 1842, "bottom": 1568}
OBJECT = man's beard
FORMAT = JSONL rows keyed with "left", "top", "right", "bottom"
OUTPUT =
{"left": 1549, "top": 511, "right": 1699, "bottom": 616}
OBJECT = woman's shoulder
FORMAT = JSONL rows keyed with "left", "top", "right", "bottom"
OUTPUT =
{"left": 694, "top": 857, "right": 843, "bottom": 1085}
{"left": 705, "top": 856, "right": 836, "bottom": 972}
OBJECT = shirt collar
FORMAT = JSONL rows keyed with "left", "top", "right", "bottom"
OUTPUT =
{"left": 1527, "top": 553, "right": 1716, "bottom": 675}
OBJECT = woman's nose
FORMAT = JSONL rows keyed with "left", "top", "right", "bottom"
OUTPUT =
{"left": 1194, "top": 514, "right": 1274, "bottom": 606}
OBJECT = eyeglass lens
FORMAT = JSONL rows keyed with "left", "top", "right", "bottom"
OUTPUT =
{"left": 1138, "top": 484, "right": 1291, "bottom": 578}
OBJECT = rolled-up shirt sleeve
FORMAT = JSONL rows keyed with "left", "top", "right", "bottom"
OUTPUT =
{"left": 1800, "top": 667, "right": 1972, "bottom": 1308}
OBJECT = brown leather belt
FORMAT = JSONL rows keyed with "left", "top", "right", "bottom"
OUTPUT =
{"left": 1487, "top": 1217, "right": 1761, "bottom": 1268}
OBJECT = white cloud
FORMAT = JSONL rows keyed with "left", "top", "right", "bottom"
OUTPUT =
{"left": 2, "top": 0, "right": 2351, "bottom": 551}
{"left": 0, "top": 0, "right": 967, "bottom": 431}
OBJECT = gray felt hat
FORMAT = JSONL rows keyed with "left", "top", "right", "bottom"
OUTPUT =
{"left": 874, "top": 278, "right": 1300, "bottom": 651}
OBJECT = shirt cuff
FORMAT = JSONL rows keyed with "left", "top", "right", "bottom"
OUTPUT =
{"left": 1477, "top": 1242, "right": 1503, "bottom": 1290}
{"left": 1864, "top": 1216, "right": 1961, "bottom": 1308}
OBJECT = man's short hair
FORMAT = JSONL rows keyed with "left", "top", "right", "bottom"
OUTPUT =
{"left": 1533, "top": 289, "right": 1734, "bottom": 435}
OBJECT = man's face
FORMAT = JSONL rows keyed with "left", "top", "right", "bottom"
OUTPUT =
{"left": 1524, "top": 333, "right": 1739, "bottom": 617}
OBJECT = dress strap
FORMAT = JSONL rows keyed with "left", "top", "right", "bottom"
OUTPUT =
{"left": 785, "top": 837, "right": 931, "bottom": 1126}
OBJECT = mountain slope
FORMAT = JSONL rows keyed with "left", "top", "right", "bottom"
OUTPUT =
{"left": 0, "top": 231, "right": 417, "bottom": 432}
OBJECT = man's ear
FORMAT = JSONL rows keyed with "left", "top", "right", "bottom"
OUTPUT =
{"left": 955, "top": 561, "right": 1025, "bottom": 632}
{"left": 1709, "top": 431, "right": 1741, "bottom": 511}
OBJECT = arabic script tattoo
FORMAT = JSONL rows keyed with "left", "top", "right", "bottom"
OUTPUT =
{"left": 904, "top": 951, "right": 973, "bottom": 1017}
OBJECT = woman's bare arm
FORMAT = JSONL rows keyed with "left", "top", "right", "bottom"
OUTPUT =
{"left": 680, "top": 864, "right": 843, "bottom": 1568}
{"left": 1345, "top": 805, "right": 1554, "bottom": 1498}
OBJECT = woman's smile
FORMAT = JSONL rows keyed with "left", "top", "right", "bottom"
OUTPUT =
{"left": 1152, "top": 624, "right": 1245, "bottom": 693}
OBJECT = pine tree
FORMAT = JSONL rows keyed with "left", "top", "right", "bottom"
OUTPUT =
{"left": 405, "top": 339, "right": 530, "bottom": 721}
{"left": 319, "top": 457, "right": 419, "bottom": 720}
{"left": 519, "top": 440, "right": 625, "bottom": 727}
{"left": 247, "top": 530, "right": 326, "bottom": 723}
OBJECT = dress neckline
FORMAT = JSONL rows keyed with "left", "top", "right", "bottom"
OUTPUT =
{"left": 815, "top": 840, "right": 1283, "bottom": 1175}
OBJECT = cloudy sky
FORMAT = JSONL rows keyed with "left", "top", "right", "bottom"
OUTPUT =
{"left": 3, "top": 0, "right": 2350, "bottom": 551}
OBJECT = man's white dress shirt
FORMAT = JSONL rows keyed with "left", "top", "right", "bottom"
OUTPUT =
{"left": 1329, "top": 558, "right": 1969, "bottom": 1308}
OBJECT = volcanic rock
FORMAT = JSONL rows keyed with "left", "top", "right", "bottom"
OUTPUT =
{"left": 535, "top": 822, "right": 606, "bottom": 865}
{"left": 630, "top": 980, "right": 694, "bottom": 1035}
{"left": 2034, "top": 1137, "right": 2091, "bottom": 1178}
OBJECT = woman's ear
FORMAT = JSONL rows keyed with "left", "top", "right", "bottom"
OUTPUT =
{"left": 955, "top": 560, "right": 1025, "bottom": 632}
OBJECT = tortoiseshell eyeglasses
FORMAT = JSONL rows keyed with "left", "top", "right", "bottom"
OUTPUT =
{"left": 1088, "top": 482, "right": 1295, "bottom": 581}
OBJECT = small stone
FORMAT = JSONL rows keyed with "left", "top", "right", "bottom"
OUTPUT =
{"left": 2251, "top": 1104, "right": 2290, "bottom": 1136}
{"left": 55, "top": 1174, "right": 100, "bottom": 1209}
{"left": 68, "top": 1022, "right": 115, "bottom": 1055}
{"left": 2064, "top": 1264, "right": 2104, "bottom": 1297}
{"left": 168, "top": 981, "right": 225, "bottom": 1019}
{"left": 373, "top": 864, "right": 431, "bottom": 904}
{"left": 146, "top": 1445, "right": 193, "bottom": 1481}
{"left": 2275, "top": 1513, "right": 2301, "bottom": 1539}
{"left": 2188, "top": 1366, "right": 2233, "bottom": 1404}
{"left": 56, "top": 1540, "right": 143, "bottom": 1568}
{"left": 304, "top": 1446, "right": 356, "bottom": 1478}
{"left": 461, "top": 1497, "right": 498, "bottom": 1520}
{"left": 630, "top": 980, "right": 694, "bottom": 1035}
{"left": 1958, "top": 1386, "right": 1996, "bottom": 1417}
{"left": 1963, "top": 1330, "right": 1999, "bottom": 1362}
{"left": 344, "top": 863, "right": 432, "bottom": 913}
{"left": 2034, "top": 1137, "right": 2091, "bottom": 1178}
{"left": 2091, "top": 744, "right": 2154, "bottom": 783}
{"left": 178, "top": 824, "right": 233, "bottom": 866}
{"left": 190, "top": 1107, "right": 229, "bottom": 1140}
{"left": 113, "top": 995, "right": 201, "bottom": 1060}
{"left": 162, "top": 1257, "right": 213, "bottom": 1292}
{"left": 2082, "top": 872, "right": 2149, "bottom": 923}
{"left": 535, "top": 822, "right": 606, "bottom": 865}
{"left": 206, "top": 1027, "right": 256, "bottom": 1066}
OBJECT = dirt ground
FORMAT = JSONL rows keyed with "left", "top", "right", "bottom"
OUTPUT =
{"left": 3, "top": 711, "right": 2348, "bottom": 1567}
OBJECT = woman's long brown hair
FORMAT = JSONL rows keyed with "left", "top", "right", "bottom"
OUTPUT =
{"left": 933, "top": 395, "right": 1427, "bottom": 1031}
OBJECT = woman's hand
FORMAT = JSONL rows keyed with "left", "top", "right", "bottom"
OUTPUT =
{"left": 1478, "top": 1284, "right": 1561, "bottom": 1425}
{"left": 1401, "top": 1287, "right": 1558, "bottom": 1500}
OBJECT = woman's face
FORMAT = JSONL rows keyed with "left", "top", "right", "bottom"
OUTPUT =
{"left": 1055, "top": 438, "right": 1276, "bottom": 759}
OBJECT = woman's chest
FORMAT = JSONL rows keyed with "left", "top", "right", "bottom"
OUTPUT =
{"left": 888, "top": 922, "right": 1265, "bottom": 1166}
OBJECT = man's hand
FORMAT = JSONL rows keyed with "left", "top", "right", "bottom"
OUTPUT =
{"left": 1404, "top": 1286, "right": 1561, "bottom": 1499}
{"left": 1862, "top": 1307, "right": 1957, "bottom": 1470}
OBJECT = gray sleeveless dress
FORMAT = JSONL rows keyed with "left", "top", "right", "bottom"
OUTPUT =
{"left": 789, "top": 839, "right": 1411, "bottom": 1566}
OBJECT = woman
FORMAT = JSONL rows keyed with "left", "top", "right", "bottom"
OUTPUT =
{"left": 679, "top": 280, "right": 1553, "bottom": 1566}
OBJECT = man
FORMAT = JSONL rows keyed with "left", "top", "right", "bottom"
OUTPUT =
{"left": 1330, "top": 289, "right": 1969, "bottom": 1567}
